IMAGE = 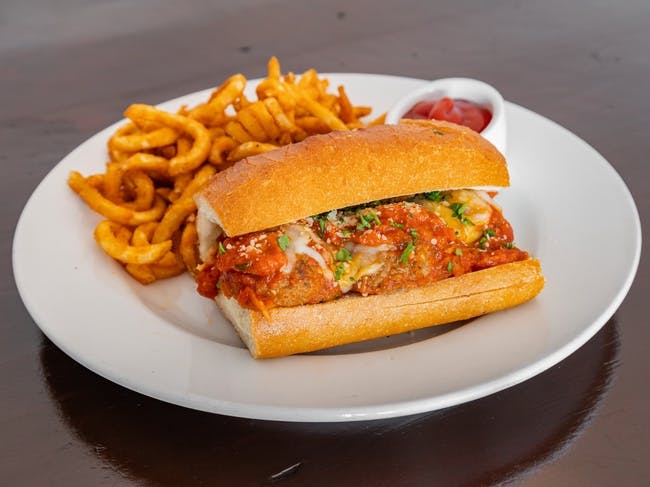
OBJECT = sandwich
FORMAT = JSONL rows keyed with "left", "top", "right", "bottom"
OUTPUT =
{"left": 193, "top": 119, "right": 544, "bottom": 358}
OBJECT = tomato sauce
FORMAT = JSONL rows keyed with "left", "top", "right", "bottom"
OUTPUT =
{"left": 402, "top": 97, "right": 492, "bottom": 133}
{"left": 196, "top": 194, "right": 528, "bottom": 311}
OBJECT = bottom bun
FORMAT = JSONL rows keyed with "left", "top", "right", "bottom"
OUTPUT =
{"left": 216, "top": 258, "right": 544, "bottom": 359}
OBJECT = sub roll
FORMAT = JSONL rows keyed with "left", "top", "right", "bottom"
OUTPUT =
{"left": 194, "top": 119, "right": 544, "bottom": 358}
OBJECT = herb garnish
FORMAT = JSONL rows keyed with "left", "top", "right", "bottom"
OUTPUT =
{"left": 479, "top": 228, "right": 496, "bottom": 248}
{"left": 218, "top": 241, "right": 226, "bottom": 255}
{"left": 334, "top": 263, "right": 345, "bottom": 280}
{"left": 400, "top": 240, "right": 415, "bottom": 265}
{"left": 447, "top": 261, "right": 454, "bottom": 273}
{"left": 277, "top": 233, "right": 291, "bottom": 251}
{"left": 356, "top": 210, "right": 380, "bottom": 230}
{"left": 336, "top": 247, "right": 352, "bottom": 262}
{"left": 450, "top": 202, "right": 474, "bottom": 226}
{"left": 503, "top": 242, "right": 515, "bottom": 249}
{"left": 424, "top": 191, "right": 444, "bottom": 202}
{"left": 455, "top": 247, "right": 463, "bottom": 256}
{"left": 312, "top": 214, "right": 327, "bottom": 235}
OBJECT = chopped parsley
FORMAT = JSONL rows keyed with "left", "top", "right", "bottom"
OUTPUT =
{"left": 479, "top": 228, "right": 496, "bottom": 248}
{"left": 455, "top": 247, "right": 463, "bottom": 256}
{"left": 409, "top": 229, "right": 419, "bottom": 241}
{"left": 447, "top": 261, "right": 454, "bottom": 273}
{"left": 424, "top": 191, "right": 444, "bottom": 202}
{"left": 400, "top": 240, "right": 415, "bottom": 265}
{"left": 312, "top": 214, "right": 327, "bottom": 235}
{"left": 391, "top": 221, "right": 404, "bottom": 229}
{"left": 334, "top": 263, "right": 345, "bottom": 280}
{"left": 336, "top": 247, "right": 352, "bottom": 262}
{"left": 450, "top": 202, "right": 474, "bottom": 226}
{"left": 277, "top": 233, "right": 291, "bottom": 251}
{"left": 218, "top": 241, "right": 226, "bottom": 255}
{"left": 356, "top": 210, "right": 380, "bottom": 230}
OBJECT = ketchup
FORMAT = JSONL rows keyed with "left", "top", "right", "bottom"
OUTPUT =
{"left": 403, "top": 97, "right": 492, "bottom": 133}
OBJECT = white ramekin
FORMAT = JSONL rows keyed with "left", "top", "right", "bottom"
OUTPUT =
{"left": 385, "top": 77, "right": 507, "bottom": 155}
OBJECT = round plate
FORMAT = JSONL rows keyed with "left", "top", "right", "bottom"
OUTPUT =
{"left": 12, "top": 74, "right": 641, "bottom": 422}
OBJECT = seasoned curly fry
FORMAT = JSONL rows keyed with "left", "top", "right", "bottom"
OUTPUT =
{"left": 94, "top": 220, "right": 172, "bottom": 264}
{"left": 68, "top": 171, "right": 167, "bottom": 226}
{"left": 180, "top": 221, "right": 200, "bottom": 275}
{"left": 111, "top": 126, "right": 179, "bottom": 152}
{"left": 228, "top": 141, "right": 278, "bottom": 162}
{"left": 125, "top": 104, "right": 211, "bottom": 176}
{"left": 69, "top": 57, "right": 381, "bottom": 284}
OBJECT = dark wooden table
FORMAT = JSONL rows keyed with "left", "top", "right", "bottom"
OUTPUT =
{"left": 3, "top": 1, "right": 648, "bottom": 484}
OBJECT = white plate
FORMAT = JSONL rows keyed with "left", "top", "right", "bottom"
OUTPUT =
{"left": 13, "top": 74, "right": 641, "bottom": 422}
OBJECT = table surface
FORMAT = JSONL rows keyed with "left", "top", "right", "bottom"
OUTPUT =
{"left": 3, "top": 0, "right": 649, "bottom": 485}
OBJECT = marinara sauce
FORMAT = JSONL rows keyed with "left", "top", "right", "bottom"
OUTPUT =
{"left": 403, "top": 97, "right": 492, "bottom": 133}
{"left": 196, "top": 194, "right": 529, "bottom": 312}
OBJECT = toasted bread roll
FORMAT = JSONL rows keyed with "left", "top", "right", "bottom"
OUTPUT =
{"left": 195, "top": 120, "right": 508, "bottom": 237}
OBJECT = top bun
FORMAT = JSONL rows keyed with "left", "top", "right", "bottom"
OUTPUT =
{"left": 195, "top": 119, "right": 509, "bottom": 237}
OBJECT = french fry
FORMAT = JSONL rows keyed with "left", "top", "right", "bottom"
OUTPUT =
{"left": 267, "top": 56, "right": 281, "bottom": 80}
{"left": 148, "top": 164, "right": 215, "bottom": 244}
{"left": 190, "top": 74, "right": 247, "bottom": 126}
{"left": 168, "top": 173, "right": 192, "bottom": 203}
{"left": 180, "top": 221, "right": 200, "bottom": 275}
{"left": 125, "top": 222, "right": 159, "bottom": 284}
{"left": 124, "top": 104, "right": 211, "bottom": 176}
{"left": 151, "top": 197, "right": 196, "bottom": 244}
{"left": 103, "top": 162, "right": 124, "bottom": 203}
{"left": 262, "top": 97, "right": 296, "bottom": 133}
{"left": 119, "top": 153, "right": 169, "bottom": 174}
{"left": 132, "top": 222, "right": 158, "bottom": 245}
{"left": 111, "top": 126, "right": 179, "bottom": 152}
{"left": 236, "top": 108, "right": 268, "bottom": 141}
{"left": 337, "top": 85, "right": 356, "bottom": 124}
{"left": 246, "top": 102, "right": 281, "bottom": 140}
{"left": 295, "top": 116, "right": 331, "bottom": 134}
{"left": 209, "top": 136, "right": 238, "bottom": 165}
{"left": 150, "top": 251, "right": 186, "bottom": 279}
{"left": 68, "top": 171, "right": 167, "bottom": 226}
{"left": 225, "top": 120, "right": 254, "bottom": 143}
{"left": 179, "top": 164, "right": 216, "bottom": 200}
{"left": 294, "top": 93, "right": 348, "bottom": 131}
{"left": 176, "top": 136, "right": 193, "bottom": 157}
{"left": 94, "top": 220, "right": 172, "bottom": 264}
{"left": 123, "top": 170, "right": 155, "bottom": 211}
{"left": 125, "top": 263, "right": 156, "bottom": 285}
{"left": 228, "top": 141, "right": 278, "bottom": 162}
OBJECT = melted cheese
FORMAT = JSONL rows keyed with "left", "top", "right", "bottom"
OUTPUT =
{"left": 197, "top": 208, "right": 221, "bottom": 261}
{"left": 280, "top": 224, "right": 333, "bottom": 280}
{"left": 420, "top": 189, "right": 495, "bottom": 244}
{"left": 337, "top": 243, "right": 392, "bottom": 293}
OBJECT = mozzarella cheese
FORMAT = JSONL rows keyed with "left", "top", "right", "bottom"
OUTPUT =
{"left": 280, "top": 224, "right": 333, "bottom": 280}
{"left": 337, "top": 243, "right": 393, "bottom": 292}
{"left": 420, "top": 189, "right": 496, "bottom": 244}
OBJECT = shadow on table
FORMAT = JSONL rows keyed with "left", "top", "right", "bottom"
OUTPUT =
{"left": 40, "top": 319, "right": 619, "bottom": 486}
